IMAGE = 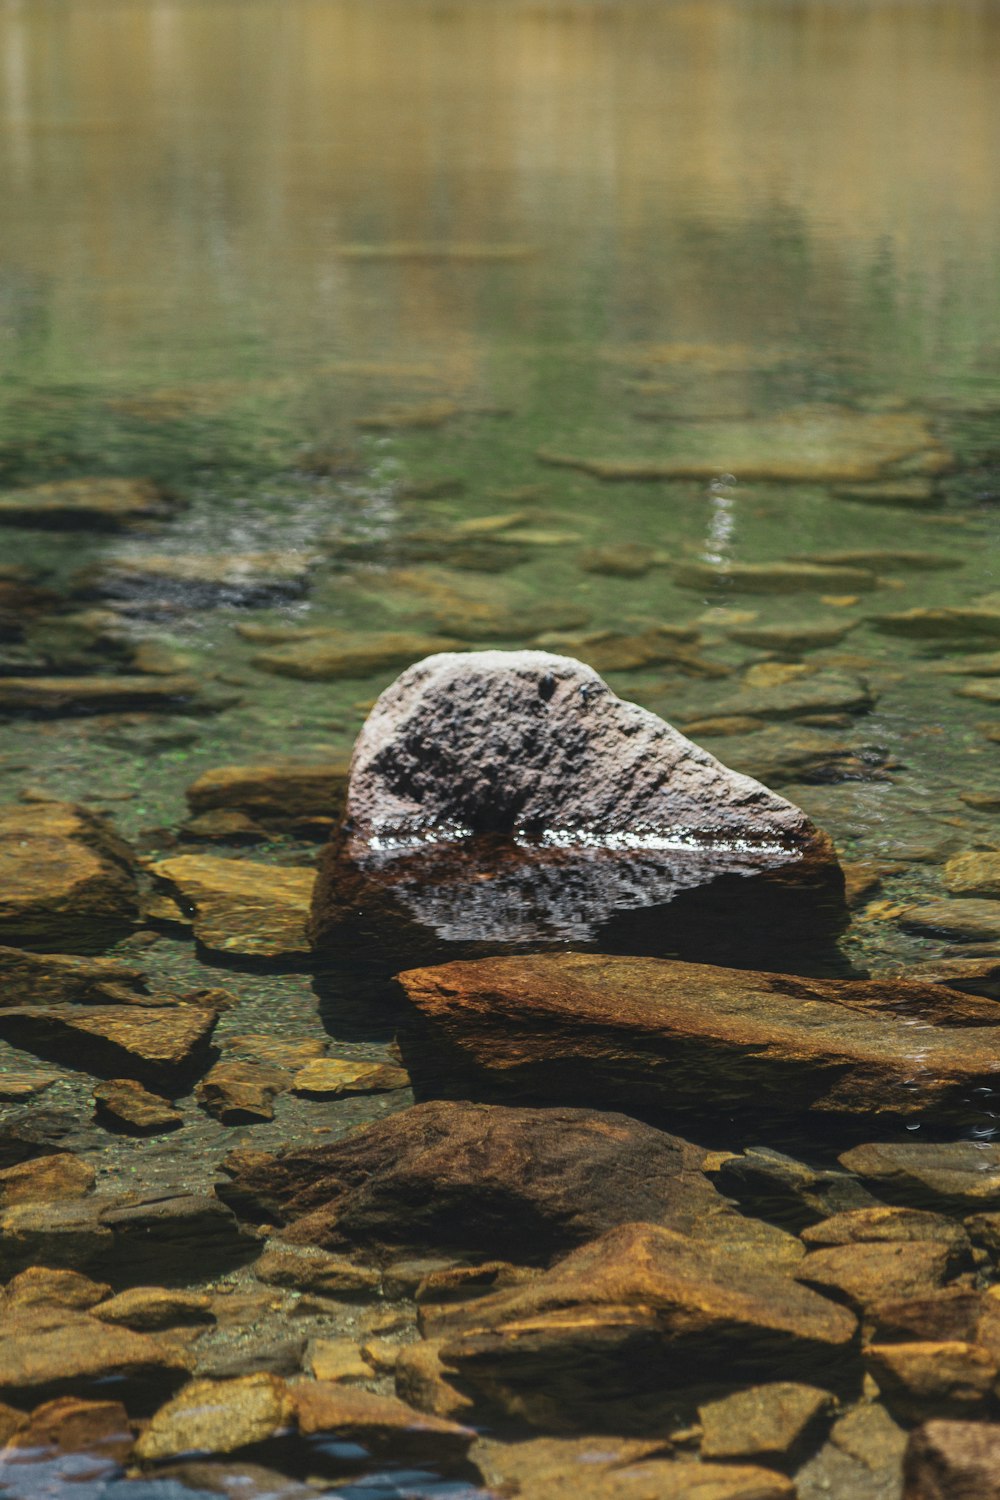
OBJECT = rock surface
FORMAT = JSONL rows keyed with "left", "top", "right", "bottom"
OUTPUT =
{"left": 0, "top": 476, "right": 174, "bottom": 530}
{"left": 395, "top": 953, "right": 1000, "bottom": 1130}
{"left": 311, "top": 650, "right": 843, "bottom": 965}
{"left": 134, "top": 1372, "right": 293, "bottom": 1460}
{"left": 195, "top": 1060, "right": 290, "bottom": 1123}
{"left": 0, "top": 1309, "right": 188, "bottom": 1408}
{"left": 150, "top": 855, "right": 314, "bottom": 962}
{"left": 219, "top": 1099, "right": 727, "bottom": 1262}
{"left": 698, "top": 1382, "right": 831, "bottom": 1463}
{"left": 838, "top": 1142, "right": 1000, "bottom": 1213}
{"left": 186, "top": 761, "right": 350, "bottom": 824}
{"left": 0, "top": 802, "right": 138, "bottom": 952}
{"left": 903, "top": 1418, "right": 1000, "bottom": 1498}
{"left": 251, "top": 630, "right": 462, "bottom": 680}
{"left": 93, "top": 1078, "right": 183, "bottom": 1134}
{"left": 0, "top": 946, "right": 146, "bottom": 1005}
{"left": 291, "top": 1380, "right": 475, "bottom": 1468}
{"left": 431, "top": 1222, "right": 856, "bottom": 1430}
{"left": 0, "top": 999, "right": 218, "bottom": 1087}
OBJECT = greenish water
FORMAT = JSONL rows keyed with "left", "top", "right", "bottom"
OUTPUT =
{"left": 0, "top": 3, "right": 999, "bottom": 1488}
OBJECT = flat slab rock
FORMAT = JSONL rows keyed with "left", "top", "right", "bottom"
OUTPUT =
{"left": 186, "top": 761, "right": 350, "bottom": 822}
{"left": 149, "top": 854, "right": 315, "bottom": 962}
{"left": 0, "top": 802, "right": 138, "bottom": 953}
{"left": 0, "top": 477, "right": 176, "bottom": 531}
{"left": 429, "top": 1222, "right": 856, "bottom": 1431}
{"left": 311, "top": 651, "right": 843, "bottom": 965}
{"left": 0, "top": 998, "right": 218, "bottom": 1088}
{"left": 395, "top": 952, "right": 1000, "bottom": 1131}
{"left": 903, "top": 1418, "right": 1000, "bottom": 1499}
{"left": 218, "top": 1098, "right": 729, "bottom": 1263}
{"left": 0, "top": 1308, "right": 188, "bottom": 1410}
{"left": 0, "top": 946, "right": 146, "bottom": 1006}
{"left": 0, "top": 674, "right": 203, "bottom": 717}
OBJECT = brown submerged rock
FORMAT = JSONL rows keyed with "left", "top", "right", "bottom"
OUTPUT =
{"left": 291, "top": 1381, "right": 475, "bottom": 1469}
{"left": 0, "top": 1308, "right": 188, "bottom": 1409}
{"left": 0, "top": 1395, "right": 133, "bottom": 1467}
{"left": 0, "top": 946, "right": 146, "bottom": 1006}
{"left": 4, "top": 1266, "right": 111, "bottom": 1312}
{"left": 253, "top": 1243, "right": 381, "bottom": 1298}
{"left": 93, "top": 1287, "right": 214, "bottom": 1331}
{"left": 186, "top": 761, "right": 350, "bottom": 824}
{"left": 0, "top": 674, "right": 204, "bottom": 717}
{"left": 134, "top": 1372, "right": 294, "bottom": 1461}
{"left": 0, "top": 1000, "right": 218, "bottom": 1088}
{"left": 93, "top": 1078, "right": 183, "bottom": 1134}
{"left": 149, "top": 854, "right": 314, "bottom": 963}
{"left": 0, "top": 802, "right": 138, "bottom": 953}
{"left": 311, "top": 650, "right": 843, "bottom": 969}
{"left": 838, "top": 1142, "right": 1000, "bottom": 1214}
{"left": 0, "top": 476, "right": 174, "bottom": 531}
{"left": 795, "top": 1242, "right": 956, "bottom": 1312}
{"left": 0, "top": 1153, "right": 94, "bottom": 1208}
{"left": 395, "top": 953, "right": 1000, "bottom": 1131}
{"left": 218, "top": 1099, "right": 726, "bottom": 1263}
{"left": 698, "top": 1381, "right": 832, "bottom": 1464}
{"left": 866, "top": 1342, "right": 999, "bottom": 1424}
{"left": 195, "top": 1060, "right": 290, "bottom": 1124}
{"left": 431, "top": 1222, "right": 856, "bottom": 1431}
{"left": 903, "top": 1419, "right": 1000, "bottom": 1498}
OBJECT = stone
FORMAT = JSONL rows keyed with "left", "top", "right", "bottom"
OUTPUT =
{"left": 795, "top": 1242, "right": 954, "bottom": 1311}
{"left": 416, "top": 1262, "right": 540, "bottom": 1305}
{"left": 149, "top": 855, "right": 314, "bottom": 962}
{"left": 686, "top": 673, "right": 875, "bottom": 724}
{"left": 219, "top": 1100, "right": 728, "bottom": 1264}
{"left": 507, "top": 1458, "right": 796, "bottom": 1500}
{"left": 676, "top": 560, "right": 878, "bottom": 594}
{"left": 577, "top": 544, "right": 656, "bottom": 577}
{"left": 726, "top": 620, "right": 857, "bottom": 652}
{"left": 874, "top": 957, "right": 1000, "bottom": 1000}
{"left": 833, "top": 477, "right": 940, "bottom": 506}
{"left": 537, "top": 407, "right": 950, "bottom": 483}
{"left": 866, "top": 1288, "right": 995, "bottom": 1347}
{"left": 0, "top": 1309, "right": 188, "bottom": 1409}
{"left": 0, "top": 1072, "right": 59, "bottom": 1101}
{"left": 93, "top": 1287, "right": 214, "bottom": 1331}
{"left": 866, "top": 1342, "right": 999, "bottom": 1423}
{"left": 310, "top": 651, "right": 843, "bottom": 968}
{"left": 962, "top": 790, "right": 1000, "bottom": 808}
{"left": 394, "top": 1339, "right": 474, "bottom": 1421}
{"left": 180, "top": 809, "right": 269, "bottom": 843}
{"left": 719, "top": 729, "right": 896, "bottom": 788}
{"left": 134, "top": 1373, "right": 294, "bottom": 1461}
{"left": 0, "top": 802, "right": 138, "bottom": 953}
{"left": 871, "top": 607, "right": 1000, "bottom": 645}
{"left": 0, "top": 674, "right": 204, "bottom": 716}
{"left": 185, "top": 761, "right": 350, "bottom": 823}
{"left": 395, "top": 953, "right": 1000, "bottom": 1131}
{"left": 0, "top": 1395, "right": 133, "bottom": 1465}
{"left": 290, "top": 1381, "right": 474, "bottom": 1468}
{"left": 222, "top": 1034, "right": 326, "bottom": 1070}
{"left": 945, "top": 852, "right": 1000, "bottom": 899}
{"left": 0, "top": 1201, "right": 112, "bottom": 1277}
{"left": 93, "top": 1078, "right": 183, "bottom": 1134}
{"left": 306, "top": 1338, "right": 373, "bottom": 1383}
{"left": 251, "top": 631, "right": 461, "bottom": 681}
{"left": 99, "top": 1193, "right": 256, "bottom": 1286}
{"left": 899, "top": 900, "right": 1000, "bottom": 940}
{"left": 801, "top": 1208, "right": 971, "bottom": 1260}
{"left": 539, "top": 626, "right": 722, "bottom": 677}
{"left": 903, "top": 1419, "right": 1000, "bottom": 1498}
{"left": 0, "top": 477, "right": 174, "bottom": 530}
{"left": 253, "top": 1243, "right": 381, "bottom": 1298}
{"left": 195, "top": 1061, "right": 290, "bottom": 1124}
{"left": 713, "top": 1147, "right": 880, "bottom": 1229}
{"left": 839, "top": 1142, "right": 1000, "bottom": 1213}
{"left": 433, "top": 1222, "right": 855, "bottom": 1431}
{"left": 0, "top": 1001, "right": 218, "bottom": 1088}
{"left": 0, "top": 1153, "right": 94, "bottom": 1208}
{"left": 0, "top": 1107, "right": 77, "bottom": 1169}
{"left": 289, "top": 1058, "right": 410, "bottom": 1098}
{"left": 932, "top": 653, "right": 1000, "bottom": 677}
{"left": 965, "top": 1216, "right": 1000, "bottom": 1258}
{"left": 0, "top": 946, "right": 146, "bottom": 1005}
{"left": 957, "top": 680, "right": 1000, "bottom": 704}
{"left": 698, "top": 1382, "right": 831, "bottom": 1463}
{"left": 78, "top": 551, "right": 318, "bottom": 609}
{"left": 793, "top": 548, "right": 959, "bottom": 571}
{"left": 5, "top": 1266, "right": 111, "bottom": 1312}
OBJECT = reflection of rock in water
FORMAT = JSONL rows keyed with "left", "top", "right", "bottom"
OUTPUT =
{"left": 310, "top": 651, "right": 846, "bottom": 971}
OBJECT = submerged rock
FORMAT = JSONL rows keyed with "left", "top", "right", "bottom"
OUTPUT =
{"left": 866, "top": 1342, "right": 998, "bottom": 1424}
{"left": 218, "top": 1099, "right": 726, "bottom": 1262}
{"left": 898, "top": 900, "right": 1000, "bottom": 941}
{"left": 0, "top": 674, "right": 206, "bottom": 717}
{"left": 0, "top": 946, "right": 145, "bottom": 1006}
{"left": 251, "top": 630, "right": 462, "bottom": 681}
{"left": 134, "top": 1372, "right": 293, "bottom": 1461}
{"left": 149, "top": 855, "right": 315, "bottom": 963}
{"left": 431, "top": 1222, "right": 856, "bottom": 1430}
{"left": 698, "top": 1382, "right": 831, "bottom": 1465}
{"left": 0, "top": 1309, "right": 188, "bottom": 1410}
{"left": 0, "top": 999, "right": 218, "bottom": 1088}
{"left": 0, "top": 802, "right": 138, "bottom": 953}
{"left": 903, "top": 1418, "right": 1000, "bottom": 1498}
{"left": 310, "top": 650, "right": 843, "bottom": 967}
{"left": 0, "top": 477, "right": 176, "bottom": 531}
{"left": 838, "top": 1142, "right": 1000, "bottom": 1215}
{"left": 537, "top": 406, "right": 951, "bottom": 483}
{"left": 185, "top": 761, "right": 350, "bottom": 824}
{"left": 195, "top": 1060, "right": 290, "bottom": 1124}
{"left": 675, "top": 560, "right": 877, "bottom": 594}
{"left": 725, "top": 619, "right": 858, "bottom": 652}
{"left": 77, "top": 550, "right": 318, "bottom": 609}
{"left": 395, "top": 953, "right": 1000, "bottom": 1132}
{"left": 870, "top": 607, "right": 1000, "bottom": 644}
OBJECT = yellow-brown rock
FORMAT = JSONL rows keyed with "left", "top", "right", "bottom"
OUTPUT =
{"left": 866, "top": 1341, "right": 999, "bottom": 1423}
{"left": 195, "top": 1060, "right": 290, "bottom": 1124}
{"left": 0, "top": 1001, "right": 218, "bottom": 1088}
{"left": 291, "top": 1380, "right": 474, "bottom": 1468}
{"left": 149, "top": 855, "right": 314, "bottom": 961}
{"left": 0, "top": 802, "right": 138, "bottom": 953}
{"left": 93, "top": 1078, "right": 183, "bottom": 1135}
{"left": 796, "top": 1243, "right": 955, "bottom": 1312}
{"left": 0, "top": 1395, "right": 133, "bottom": 1463}
{"left": 0, "top": 1309, "right": 189, "bottom": 1407}
{"left": 290, "top": 1058, "right": 410, "bottom": 1098}
{"left": 0, "top": 1153, "right": 94, "bottom": 1209}
{"left": 134, "top": 1373, "right": 293, "bottom": 1461}
{"left": 93, "top": 1287, "right": 215, "bottom": 1332}
{"left": 0, "top": 477, "right": 173, "bottom": 531}
{"left": 698, "top": 1382, "right": 832, "bottom": 1463}
{"left": 251, "top": 631, "right": 462, "bottom": 681}
{"left": 3, "top": 1266, "right": 111, "bottom": 1312}
{"left": 185, "top": 761, "right": 350, "bottom": 822}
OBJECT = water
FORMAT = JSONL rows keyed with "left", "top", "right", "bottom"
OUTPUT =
{"left": 0, "top": 0, "right": 999, "bottom": 1493}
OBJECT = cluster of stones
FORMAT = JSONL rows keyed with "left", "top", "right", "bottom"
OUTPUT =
{"left": 2, "top": 649, "right": 1000, "bottom": 1499}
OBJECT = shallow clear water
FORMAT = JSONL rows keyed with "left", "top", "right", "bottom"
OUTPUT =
{"left": 0, "top": 0, "right": 999, "bottom": 1491}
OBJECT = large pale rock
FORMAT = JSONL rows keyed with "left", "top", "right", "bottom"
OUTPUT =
{"left": 310, "top": 651, "right": 843, "bottom": 967}
{"left": 218, "top": 1099, "right": 728, "bottom": 1263}
{"left": 395, "top": 953, "right": 1000, "bottom": 1130}
{"left": 0, "top": 803, "right": 138, "bottom": 953}
{"left": 431, "top": 1222, "right": 856, "bottom": 1431}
